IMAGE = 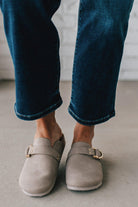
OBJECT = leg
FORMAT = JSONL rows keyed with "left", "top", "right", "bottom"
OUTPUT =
{"left": 68, "top": 0, "right": 134, "bottom": 127}
{"left": 70, "top": 0, "right": 134, "bottom": 147}
{"left": 66, "top": 0, "right": 133, "bottom": 191}
{"left": 1, "top": 0, "right": 63, "bottom": 121}
{"left": 1, "top": 0, "right": 64, "bottom": 145}
{"left": 1, "top": 1, "right": 66, "bottom": 197}
{"left": 66, "top": 1, "right": 134, "bottom": 191}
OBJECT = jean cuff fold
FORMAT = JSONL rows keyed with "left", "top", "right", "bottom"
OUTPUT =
{"left": 14, "top": 98, "right": 63, "bottom": 121}
{"left": 68, "top": 105, "right": 115, "bottom": 125}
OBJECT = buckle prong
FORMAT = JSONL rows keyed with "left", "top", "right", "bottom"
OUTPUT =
{"left": 26, "top": 144, "right": 33, "bottom": 158}
{"left": 89, "top": 147, "right": 103, "bottom": 160}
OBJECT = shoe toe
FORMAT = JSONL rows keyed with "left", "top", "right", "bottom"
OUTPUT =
{"left": 66, "top": 154, "right": 103, "bottom": 190}
{"left": 19, "top": 155, "right": 58, "bottom": 196}
{"left": 19, "top": 135, "right": 65, "bottom": 196}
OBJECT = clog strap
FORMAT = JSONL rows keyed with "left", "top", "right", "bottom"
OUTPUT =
{"left": 25, "top": 144, "right": 61, "bottom": 161}
{"left": 68, "top": 146, "right": 103, "bottom": 160}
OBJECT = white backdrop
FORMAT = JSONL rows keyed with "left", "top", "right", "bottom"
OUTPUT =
{"left": 0, "top": 0, "right": 138, "bottom": 80}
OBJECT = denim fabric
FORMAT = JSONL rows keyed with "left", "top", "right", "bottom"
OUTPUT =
{"left": 1, "top": 0, "right": 63, "bottom": 120}
{"left": 0, "top": 0, "right": 134, "bottom": 125}
{"left": 68, "top": 0, "right": 134, "bottom": 125}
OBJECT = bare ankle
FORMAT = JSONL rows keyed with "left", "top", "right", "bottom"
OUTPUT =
{"left": 34, "top": 111, "right": 63, "bottom": 145}
{"left": 72, "top": 122, "right": 95, "bottom": 146}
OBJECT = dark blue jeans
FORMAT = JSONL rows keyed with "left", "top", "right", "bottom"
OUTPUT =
{"left": 0, "top": 0, "right": 134, "bottom": 125}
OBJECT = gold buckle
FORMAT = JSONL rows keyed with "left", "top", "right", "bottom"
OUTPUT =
{"left": 26, "top": 144, "right": 33, "bottom": 158}
{"left": 89, "top": 147, "right": 103, "bottom": 160}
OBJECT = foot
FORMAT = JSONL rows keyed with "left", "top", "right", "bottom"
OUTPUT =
{"left": 66, "top": 123, "right": 103, "bottom": 192}
{"left": 65, "top": 141, "right": 103, "bottom": 191}
{"left": 72, "top": 122, "right": 95, "bottom": 147}
{"left": 34, "top": 111, "right": 63, "bottom": 147}
{"left": 19, "top": 132, "right": 66, "bottom": 197}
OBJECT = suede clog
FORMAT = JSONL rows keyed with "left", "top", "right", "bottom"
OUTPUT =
{"left": 19, "top": 134, "right": 65, "bottom": 197}
{"left": 65, "top": 141, "right": 103, "bottom": 191}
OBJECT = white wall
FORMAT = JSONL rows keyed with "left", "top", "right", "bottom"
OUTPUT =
{"left": 0, "top": 0, "right": 138, "bottom": 80}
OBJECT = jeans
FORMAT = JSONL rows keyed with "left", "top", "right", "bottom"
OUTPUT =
{"left": 0, "top": 0, "right": 134, "bottom": 125}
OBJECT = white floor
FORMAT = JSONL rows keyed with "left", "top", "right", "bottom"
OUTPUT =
{"left": 0, "top": 80, "right": 138, "bottom": 207}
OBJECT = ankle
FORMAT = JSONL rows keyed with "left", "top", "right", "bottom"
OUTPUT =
{"left": 34, "top": 112, "right": 63, "bottom": 145}
{"left": 35, "top": 122, "right": 62, "bottom": 136}
{"left": 72, "top": 123, "right": 95, "bottom": 147}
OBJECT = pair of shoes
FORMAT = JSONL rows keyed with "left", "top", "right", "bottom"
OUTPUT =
{"left": 18, "top": 135, "right": 103, "bottom": 196}
{"left": 18, "top": 133, "right": 65, "bottom": 197}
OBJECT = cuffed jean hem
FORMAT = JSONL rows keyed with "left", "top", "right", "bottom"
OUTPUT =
{"left": 68, "top": 105, "right": 115, "bottom": 126}
{"left": 14, "top": 98, "right": 63, "bottom": 121}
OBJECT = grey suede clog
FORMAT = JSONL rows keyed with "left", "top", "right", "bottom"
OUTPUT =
{"left": 65, "top": 141, "right": 103, "bottom": 191}
{"left": 18, "top": 134, "right": 65, "bottom": 197}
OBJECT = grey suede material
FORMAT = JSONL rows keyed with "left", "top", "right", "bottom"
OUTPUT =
{"left": 19, "top": 135, "right": 65, "bottom": 195}
{"left": 65, "top": 142, "right": 103, "bottom": 189}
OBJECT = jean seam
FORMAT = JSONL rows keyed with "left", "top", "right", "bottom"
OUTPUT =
{"left": 68, "top": 105, "right": 115, "bottom": 124}
{"left": 14, "top": 98, "right": 63, "bottom": 119}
